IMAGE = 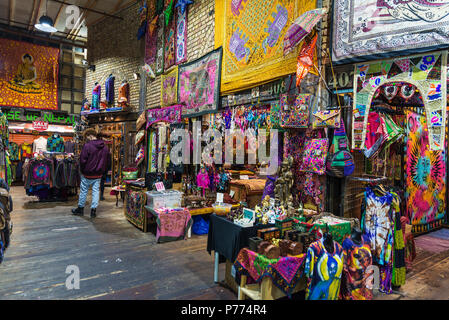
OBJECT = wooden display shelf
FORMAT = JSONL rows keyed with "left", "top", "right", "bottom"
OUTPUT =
{"left": 238, "top": 274, "right": 306, "bottom": 300}
{"left": 189, "top": 204, "right": 240, "bottom": 216}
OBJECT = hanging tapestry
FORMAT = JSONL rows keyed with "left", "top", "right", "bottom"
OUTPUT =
{"left": 160, "top": 66, "right": 178, "bottom": 106}
{"left": 332, "top": 0, "right": 449, "bottom": 64}
{"left": 156, "top": 13, "right": 165, "bottom": 75}
{"left": 146, "top": 105, "right": 183, "bottom": 127}
{"left": 352, "top": 51, "right": 447, "bottom": 151}
{"left": 144, "top": 15, "right": 159, "bottom": 68}
{"left": 164, "top": 7, "right": 177, "bottom": 70}
{"left": 214, "top": 0, "right": 317, "bottom": 95}
{"left": 405, "top": 111, "right": 446, "bottom": 234}
{"left": 0, "top": 39, "right": 59, "bottom": 110}
{"left": 175, "top": 6, "right": 188, "bottom": 65}
{"left": 178, "top": 47, "right": 223, "bottom": 117}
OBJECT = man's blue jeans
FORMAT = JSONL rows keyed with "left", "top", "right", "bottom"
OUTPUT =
{"left": 78, "top": 175, "right": 101, "bottom": 209}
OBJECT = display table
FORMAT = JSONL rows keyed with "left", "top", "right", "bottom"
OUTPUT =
{"left": 207, "top": 214, "right": 273, "bottom": 284}
{"left": 234, "top": 248, "right": 306, "bottom": 300}
{"left": 111, "top": 185, "right": 126, "bottom": 206}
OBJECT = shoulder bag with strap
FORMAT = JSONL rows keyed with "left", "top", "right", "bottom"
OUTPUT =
{"left": 326, "top": 119, "right": 355, "bottom": 177}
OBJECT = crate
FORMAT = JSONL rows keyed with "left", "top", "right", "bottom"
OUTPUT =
{"left": 257, "top": 227, "right": 281, "bottom": 241}
{"left": 249, "top": 237, "right": 263, "bottom": 252}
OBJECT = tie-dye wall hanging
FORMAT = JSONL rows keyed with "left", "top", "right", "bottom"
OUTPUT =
{"left": 178, "top": 47, "right": 223, "bottom": 118}
{"left": 164, "top": 8, "right": 176, "bottom": 70}
{"left": 405, "top": 111, "right": 446, "bottom": 234}
{"left": 352, "top": 51, "right": 448, "bottom": 152}
{"left": 0, "top": 39, "right": 59, "bottom": 110}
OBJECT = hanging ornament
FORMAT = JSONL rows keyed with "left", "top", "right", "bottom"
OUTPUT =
{"left": 164, "top": 0, "right": 174, "bottom": 26}
{"left": 383, "top": 84, "right": 398, "bottom": 101}
{"left": 296, "top": 33, "right": 318, "bottom": 87}
{"left": 399, "top": 83, "right": 416, "bottom": 101}
{"left": 175, "top": 0, "right": 193, "bottom": 14}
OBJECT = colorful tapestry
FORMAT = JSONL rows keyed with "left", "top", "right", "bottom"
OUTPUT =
{"left": 146, "top": 105, "right": 183, "bottom": 127}
{"left": 145, "top": 15, "right": 159, "bottom": 68}
{"left": 156, "top": 13, "right": 165, "bottom": 75}
{"left": 0, "top": 39, "right": 59, "bottom": 110}
{"left": 234, "top": 248, "right": 307, "bottom": 298}
{"left": 178, "top": 48, "right": 223, "bottom": 117}
{"left": 164, "top": 7, "right": 176, "bottom": 70}
{"left": 125, "top": 187, "right": 147, "bottom": 231}
{"left": 175, "top": 6, "right": 188, "bottom": 65}
{"left": 214, "top": 0, "right": 317, "bottom": 95}
{"left": 405, "top": 111, "right": 446, "bottom": 234}
{"left": 332, "top": 0, "right": 449, "bottom": 64}
{"left": 155, "top": 208, "right": 193, "bottom": 243}
{"left": 352, "top": 52, "right": 447, "bottom": 151}
{"left": 160, "top": 67, "right": 178, "bottom": 106}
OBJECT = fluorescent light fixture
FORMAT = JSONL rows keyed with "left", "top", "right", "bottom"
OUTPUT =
{"left": 35, "top": 15, "right": 58, "bottom": 33}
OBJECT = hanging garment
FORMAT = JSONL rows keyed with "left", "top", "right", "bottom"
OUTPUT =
{"left": 305, "top": 238, "right": 344, "bottom": 300}
{"left": 390, "top": 191, "right": 406, "bottom": 287}
{"left": 47, "top": 135, "right": 65, "bottom": 153}
{"left": 64, "top": 141, "right": 75, "bottom": 154}
{"left": 362, "top": 187, "right": 394, "bottom": 266}
{"left": 20, "top": 143, "right": 33, "bottom": 159}
{"left": 9, "top": 142, "right": 19, "bottom": 161}
{"left": 33, "top": 137, "right": 48, "bottom": 154}
{"left": 25, "top": 158, "right": 54, "bottom": 189}
{"left": 92, "top": 84, "right": 101, "bottom": 110}
{"left": 364, "top": 112, "right": 387, "bottom": 158}
{"left": 105, "top": 75, "right": 115, "bottom": 105}
{"left": 341, "top": 237, "right": 373, "bottom": 300}
{"left": 380, "top": 113, "right": 404, "bottom": 149}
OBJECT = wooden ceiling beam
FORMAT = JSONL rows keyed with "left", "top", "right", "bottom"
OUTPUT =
{"left": 29, "top": 0, "right": 43, "bottom": 31}
{"left": 9, "top": 0, "right": 16, "bottom": 26}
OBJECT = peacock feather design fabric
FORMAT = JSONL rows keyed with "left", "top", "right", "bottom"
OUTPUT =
{"left": 214, "top": 0, "right": 317, "bottom": 95}
{"left": 0, "top": 39, "right": 59, "bottom": 110}
{"left": 405, "top": 111, "right": 446, "bottom": 234}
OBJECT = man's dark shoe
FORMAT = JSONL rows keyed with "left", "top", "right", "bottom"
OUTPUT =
{"left": 72, "top": 207, "right": 84, "bottom": 216}
{"left": 91, "top": 208, "right": 97, "bottom": 218}
{"left": 100, "top": 195, "right": 105, "bottom": 201}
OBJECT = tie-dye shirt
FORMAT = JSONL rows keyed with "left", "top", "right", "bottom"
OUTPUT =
{"left": 305, "top": 239, "right": 344, "bottom": 300}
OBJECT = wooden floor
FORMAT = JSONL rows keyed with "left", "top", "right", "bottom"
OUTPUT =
{"left": 0, "top": 187, "right": 236, "bottom": 300}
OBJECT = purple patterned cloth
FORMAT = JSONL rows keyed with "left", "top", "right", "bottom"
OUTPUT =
{"left": 105, "top": 75, "right": 115, "bottom": 105}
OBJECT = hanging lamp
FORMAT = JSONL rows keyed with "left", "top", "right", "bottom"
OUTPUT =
{"left": 35, "top": 0, "right": 58, "bottom": 33}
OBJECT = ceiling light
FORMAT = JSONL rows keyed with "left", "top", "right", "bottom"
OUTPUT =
{"left": 35, "top": 15, "right": 58, "bottom": 33}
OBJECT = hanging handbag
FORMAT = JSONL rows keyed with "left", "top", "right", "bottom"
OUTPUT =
{"left": 299, "top": 138, "right": 329, "bottom": 175}
{"left": 269, "top": 101, "right": 282, "bottom": 129}
{"left": 136, "top": 111, "right": 147, "bottom": 131}
{"left": 312, "top": 109, "right": 341, "bottom": 129}
{"left": 326, "top": 119, "right": 355, "bottom": 177}
{"left": 281, "top": 94, "right": 312, "bottom": 128}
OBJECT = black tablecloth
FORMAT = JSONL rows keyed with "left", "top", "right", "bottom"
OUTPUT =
{"left": 207, "top": 214, "right": 273, "bottom": 263}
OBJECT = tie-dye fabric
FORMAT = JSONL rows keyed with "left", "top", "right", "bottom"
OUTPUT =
{"left": 405, "top": 111, "right": 446, "bottom": 234}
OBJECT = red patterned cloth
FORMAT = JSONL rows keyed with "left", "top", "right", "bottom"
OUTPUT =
{"left": 155, "top": 208, "right": 192, "bottom": 243}
{"left": 234, "top": 248, "right": 306, "bottom": 298}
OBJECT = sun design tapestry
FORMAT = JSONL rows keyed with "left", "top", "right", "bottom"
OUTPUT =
{"left": 214, "top": 0, "right": 317, "bottom": 95}
{"left": 178, "top": 48, "right": 223, "bottom": 117}
{"left": 161, "top": 66, "right": 178, "bottom": 106}
{"left": 332, "top": 0, "right": 449, "bottom": 64}
{"left": 352, "top": 51, "right": 447, "bottom": 151}
{"left": 405, "top": 111, "right": 446, "bottom": 234}
{"left": 0, "top": 39, "right": 59, "bottom": 110}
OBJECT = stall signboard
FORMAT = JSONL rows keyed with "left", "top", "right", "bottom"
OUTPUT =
{"left": 326, "top": 64, "right": 354, "bottom": 93}
{"left": 4, "top": 109, "right": 76, "bottom": 125}
{"left": 32, "top": 121, "right": 49, "bottom": 131}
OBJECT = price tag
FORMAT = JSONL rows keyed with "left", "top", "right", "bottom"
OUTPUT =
{"left": 216, "top": 193, "right": 224, "bottom": 203}
{"left": 230, "top": 190, "right": 235, "bottom": 198}
{"left": 240, "top": 175, "right": 249, "bottom": 180}
{"left": 155, "top": 182, "right": 165, "bottom": 192}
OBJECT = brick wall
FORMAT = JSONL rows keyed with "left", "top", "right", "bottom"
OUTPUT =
{"left": 85, "top": 2, "right": 143, "bottom": 111}
{"left": 85, "top": 0, "right": 216, "bottom": 111}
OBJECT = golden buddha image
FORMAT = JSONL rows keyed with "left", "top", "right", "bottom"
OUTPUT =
{"left": 7, "top": 53, "right": 43, "bottom": 94}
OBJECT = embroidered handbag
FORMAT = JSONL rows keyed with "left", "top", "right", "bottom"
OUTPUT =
{"left": 299, "top": 138, "right": 329, "bottom": 175}
{"left": 135, "top": 130, "right": 145, "bottom": 145}
{"left": 326, "top": 120, "right": 355, "bottom": 178}
{"left": 123, "top": 167, "right": 139, "bottom": 180}
{"left": 136, "top": 111, "right": 147, "bottom": 131}
{"left": 312, "top": 109, "right": 341, "bottom": 129}
{"left": 269, "top": 101, "right": 282, "bottom": 129}
{"left": 281, "top": 94, "right": 312, "bottom": 128}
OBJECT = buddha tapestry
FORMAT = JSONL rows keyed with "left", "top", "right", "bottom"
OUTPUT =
{"left": 214, "top": 0, "right": 317, "bottom": 95}
{"left": 405, "top": 111, "right": 446, "bottom": 234}
{"left": 178, "top": 48, "right": 222, "bottom": 117}
{"left": 0, "top": 39, "right": 59, "bottom": 110}
{"left": 332, "top": 0, "right": 449, "bottom": 64}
